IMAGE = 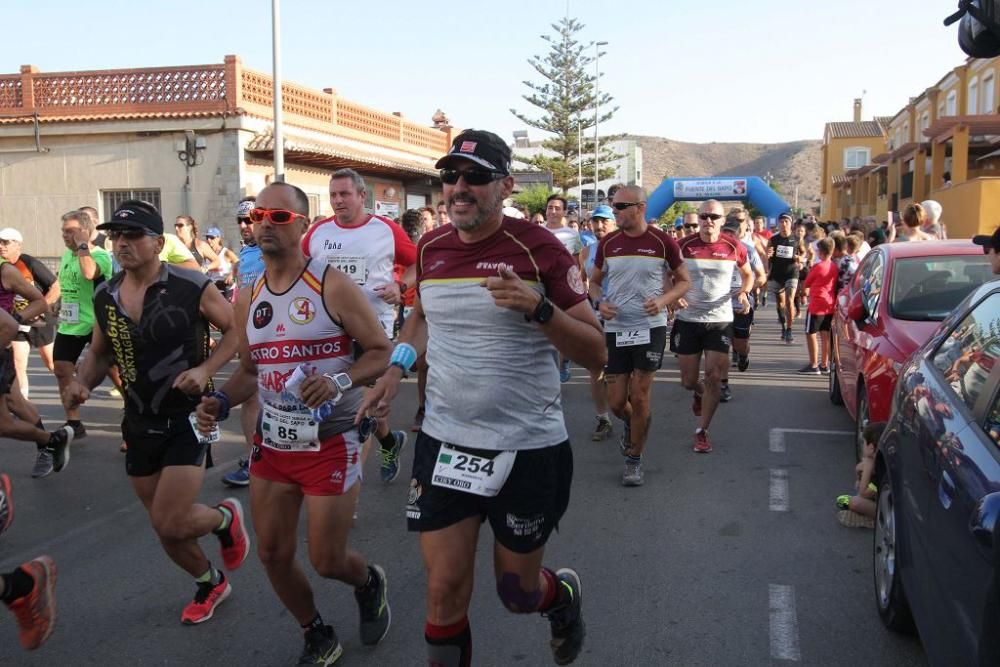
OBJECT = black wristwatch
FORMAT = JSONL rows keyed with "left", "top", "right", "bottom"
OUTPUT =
{"left": 526, "top": 296, "right": 555, "bottom": 324}
{"left": 77, "top": 243, "right": 90, "bottom": 252}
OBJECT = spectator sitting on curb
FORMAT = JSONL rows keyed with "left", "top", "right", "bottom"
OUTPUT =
{"left": 836, "top": 421, "right": 885, "bottom": 528}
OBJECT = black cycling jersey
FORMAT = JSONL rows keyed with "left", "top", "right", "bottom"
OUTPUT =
{"left": 94, "top": 263, "right": 212, "bottom": 417}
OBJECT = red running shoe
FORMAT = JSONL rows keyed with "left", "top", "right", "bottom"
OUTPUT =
{"left": 181, "top": 573, "right": 231, "bottom": 625}
{"left": 0, "top": 473, "right": 12, "bottom": 537}
{"left": 692, "top": 392, "right": 702, "bottom": 417}
{"left": 6, "top": 555, "right": 57, "bottom": 650}
{"left": 215, "top": 498, "right": 250, "bottom": 571}
{"left": 693, "top": 430, "right": 713, "bottom": 453}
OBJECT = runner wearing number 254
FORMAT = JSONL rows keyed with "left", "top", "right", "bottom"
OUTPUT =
{"left": 359, "top": 130, "right": 605, "bottom": 667}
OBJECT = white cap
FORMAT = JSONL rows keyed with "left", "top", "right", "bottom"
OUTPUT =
{"left": 0, "top": 228, "right": 23, "bottom": 243}
{"left": 502, "top": 206, "right": 525, "bottom": 219}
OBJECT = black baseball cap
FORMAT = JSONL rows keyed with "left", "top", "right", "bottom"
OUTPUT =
{"left": 973, "top": 228, "right": 1000, "bottom": 252}
{"left": 435, "top": 129, "right": 512, "bottom": 175}
{"left": 97, "top": 200, "right": 164, "bottom": 235}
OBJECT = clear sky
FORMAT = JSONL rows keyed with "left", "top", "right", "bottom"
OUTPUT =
{"left": 0, "top": 0, "right": 968, "bottom": 145}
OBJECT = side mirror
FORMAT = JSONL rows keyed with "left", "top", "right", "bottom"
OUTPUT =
{"left": 847, "top": 291, "right": 868, "bottom": 325}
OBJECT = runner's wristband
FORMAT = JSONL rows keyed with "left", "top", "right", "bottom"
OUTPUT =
{"left": 389, "top": 342, "right": 418, "bottom": 372}
{"left": 205, "top": 391, "right": 231, "bottom": 421}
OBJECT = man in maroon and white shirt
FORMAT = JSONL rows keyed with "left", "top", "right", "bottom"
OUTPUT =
{"left": 303, "top": 168, "right": 416, "bottom": 484}
{"left": 672, "top": 199, "right": 753, "bottom": 454}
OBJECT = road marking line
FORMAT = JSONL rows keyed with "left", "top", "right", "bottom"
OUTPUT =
{"left": 769, "top": 584, "right": 802, "bottom": 661}
{"left": 769, "top": 428, "right": 853, "bottom": 453}
{"left": 770, "top": 469, "right": 789, "bottom": 512}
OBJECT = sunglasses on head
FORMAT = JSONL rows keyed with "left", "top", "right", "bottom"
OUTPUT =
{"left": 248, "top": 208, "right": 307, "bottom": 225}
{"left": 698, "top": 213, "right": 724, "bottom": 222}
{"left": 612, "top": 202, "right": 642, "bottom": 211}
{"left": 439, "top": 168, "right": 506, "bottom": 186}
{"left": 108, "top": 228, "right": 157, "bottom": 241}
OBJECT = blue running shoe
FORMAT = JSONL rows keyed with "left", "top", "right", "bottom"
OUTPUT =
{"left": 222, "top": 458, "right": 250, "bottom": 487}
{"left": 380, "top": 431, "right": 407, "bottom": 484}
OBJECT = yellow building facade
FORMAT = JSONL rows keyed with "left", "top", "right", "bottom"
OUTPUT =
{"left": 822, "top": 56, "right": 1000, "bottom": 238}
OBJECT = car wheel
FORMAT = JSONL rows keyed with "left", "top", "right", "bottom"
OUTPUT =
{"left": 855, "top": 386, "right": 869, "bottom": 463}
{"left": 829, "top": 348, "right": 844, "bottom": 406}
{"left": 873, "top": 466, "right": 916, "bottom": 634}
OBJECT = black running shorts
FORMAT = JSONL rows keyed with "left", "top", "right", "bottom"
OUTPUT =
{"left": 805, "top": 312, "right": 833, "bottom": 334}
{"left": 605, "top": 325, "right": 667, "bottom": 375}
{"left": 733, "top": 309, "right": 755, "bottom": 340}
{"left": 53, "top": 332, "right": 91, "bottom": 364}
{"left": 15, "top": 323, "right": 55, "bottom": 348}
{"left": 406, "top": 432, "right": 573, "bottom": 554}
{"left": 122, "top": 412, "right": 212, "bottom": 477}
{"left": 670, "top": 319, "right": 733, "bottom": 355}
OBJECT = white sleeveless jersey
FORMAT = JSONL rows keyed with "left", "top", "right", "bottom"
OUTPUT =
{"left": 246, "top": 260, "right": 361, "bottom": 436}
{"left": 301, "top": 215, "right": 417, "bottom": 335}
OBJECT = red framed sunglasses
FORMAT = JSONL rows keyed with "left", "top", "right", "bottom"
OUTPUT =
{"left": 248, "top": 208, "right": 307, "bottom": 225}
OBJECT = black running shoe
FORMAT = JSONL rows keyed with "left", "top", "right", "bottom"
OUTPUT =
{"left": 354, "top": 564, "right": 390, "bottom": 645}
{"left": 298, "top": 624, "right": 343, "bottom": 665}
{"left": 64, "top": 422, "right": 86, "bottom": 440}
{"left": 720, "top": 384, "right": 733, "bottom": 403}
{"left": 49, "top": 426, "right": 74, "bottom": 473}
{"left": 737, "top": 354, "right": 750, "bottom": 372}
{"left": 546, "top": 568, "right": 585, "bottom": 665}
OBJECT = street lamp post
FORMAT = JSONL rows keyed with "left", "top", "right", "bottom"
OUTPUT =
{"left": 272, "top": 0, "right": 285, "bottom": 182}
{"left": 577, "top": 118, "right": 583, "bottom": 204}
{"left": 594, "top": 41, "right": 608, "bottom": 208}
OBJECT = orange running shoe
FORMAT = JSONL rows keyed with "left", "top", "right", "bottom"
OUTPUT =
{"left": 180, "top": 573, "right": 231, "bottom": 625}
{"left": 214, "top": 498, "right": 249, "bottom": 571}
{"left": 6, "top": 555, "right": 57, "bottom": 650}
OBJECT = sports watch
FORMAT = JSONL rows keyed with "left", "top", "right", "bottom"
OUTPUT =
{"left": 324, "top": 372, "right": 353, "bottom": 393}
{"left": 527, "top": 296, "right": 555, "bottom": 324}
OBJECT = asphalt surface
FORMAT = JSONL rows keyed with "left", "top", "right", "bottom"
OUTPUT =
{"left": 0, "top": 305, "right": 929, "bottom": 666}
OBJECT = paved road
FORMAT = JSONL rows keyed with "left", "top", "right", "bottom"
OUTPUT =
{"left": 0, "top": 307, "right": 928, "bottom": 666}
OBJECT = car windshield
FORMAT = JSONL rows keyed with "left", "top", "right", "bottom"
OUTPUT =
{"left": 889, "top": 255, "right": 993, "bottom": 321}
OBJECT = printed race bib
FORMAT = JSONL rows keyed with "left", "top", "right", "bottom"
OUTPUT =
{"left": 260, "top": 404, "right": 320, "bottom": 452}
{"left": 431, "top": 445, "right": 516, "bottom": 497}
{"left": 59, "top": 302, "right": 80, "bottom": 324}
{"left": 327, "top": 255, "right": 367, "bottom": 285}
{"left": 616, "top": 329, "right": 651, "bottom": 347}
{"left": 775, "top": 245, "right": 794, "bottom": 259}
{"left": 189, "top": 413, "right": 221, "bottom": 445}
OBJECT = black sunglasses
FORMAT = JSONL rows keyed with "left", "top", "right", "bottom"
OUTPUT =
{"left": 698, "top": 213, "right": 724, "bottom": 222}
{"left": 684, "top": 224, "right": 699, "bottom": 229}
{"left": 108, "top": 228, "right": 157, "bottom": 241}
{"left": 612, "top": 202, "right": 643, "bottom": 211}
{"left": 237, "top": 217, "right": 252, "bottom": 226}
{"left": 439, "top": 168, "right": 506, "bottom": 186}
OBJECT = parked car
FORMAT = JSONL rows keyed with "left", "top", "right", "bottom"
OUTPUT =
{"left": 830, "top": 240, "right": 992, "bottom": 460}
{"left": 874, "top": 279, "right": 1000, "bottom": 665}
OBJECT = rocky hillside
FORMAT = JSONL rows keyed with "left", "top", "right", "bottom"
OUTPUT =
{"left": 632, "top": 135, "right": 822, "bottom": 210}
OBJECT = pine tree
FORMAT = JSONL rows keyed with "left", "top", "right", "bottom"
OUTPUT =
{"left": 510, "top": 17, "right": 620, "bottom": 196}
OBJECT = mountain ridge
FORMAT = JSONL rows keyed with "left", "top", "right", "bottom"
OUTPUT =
{"left": 631, "top": 135, "right": 822, "bottom": 210}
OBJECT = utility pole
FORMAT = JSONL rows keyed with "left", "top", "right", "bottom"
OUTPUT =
{"left": 594, "top": 41, "right": 608, "bottom": 209}
{"left": 272, "top": 0, "right": 285, "bottom": 182}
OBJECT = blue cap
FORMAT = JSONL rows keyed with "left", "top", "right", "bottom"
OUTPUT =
{"left": 205, "top": 227, "right": 222, "bottom": 238}
{"left": 592, "top": 204, "right": 614, "bottom": 219}
{"left": 674, "top": 217, "right": 683, "bottom": 229}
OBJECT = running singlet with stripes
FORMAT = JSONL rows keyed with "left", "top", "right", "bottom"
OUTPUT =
{"left": 417, "top": 217, "right": 588, "bottom": 451}
{"left": 302, "top": 215, "right": 417, "bottom": 335}
{"left": 246, "top": 260, "right": 362, "bottom": 439}
{"left": 594, "top": 226, "right": 683, "bottom": 333}
{"left": 676, "top": 235, "right": 747, "bottom": 323}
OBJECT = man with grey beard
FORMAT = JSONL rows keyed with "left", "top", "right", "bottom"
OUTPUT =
{"left": 359, "top": 129, "right": 606, "bottom": 666}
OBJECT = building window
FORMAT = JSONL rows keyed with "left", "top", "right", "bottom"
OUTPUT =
{"left": 844, "top": 147, "right": 870, "bottom": 170}
{"left": 921, "top": 111, "right": 930, "bottom": 132}
{"left": 968, "top": 78, "right": 979, "bottom": 115}
{"left": 984, "top": 74, "right": 996, "bottom": 114}
{"left": 101, "top": 189, "right": 162, "bottom": 217}
{"left": 946, "top": 90, "right": 958, "bottom": 116}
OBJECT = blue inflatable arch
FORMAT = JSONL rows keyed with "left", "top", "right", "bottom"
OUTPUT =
{"left": 645, "top": 177, "right": 791, "bottom": 221}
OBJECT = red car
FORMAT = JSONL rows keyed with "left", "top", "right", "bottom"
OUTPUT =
{"left": 830, "top": 240, "right": 991, "bottom": 460}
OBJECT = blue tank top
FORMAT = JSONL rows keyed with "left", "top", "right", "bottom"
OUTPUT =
{"left": 238, "top": 244, "right": 265, "bottom": 289}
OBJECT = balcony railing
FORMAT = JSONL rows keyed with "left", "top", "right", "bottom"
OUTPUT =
{"left": 0, "top": 56, "right": 449, "bottom": 158}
